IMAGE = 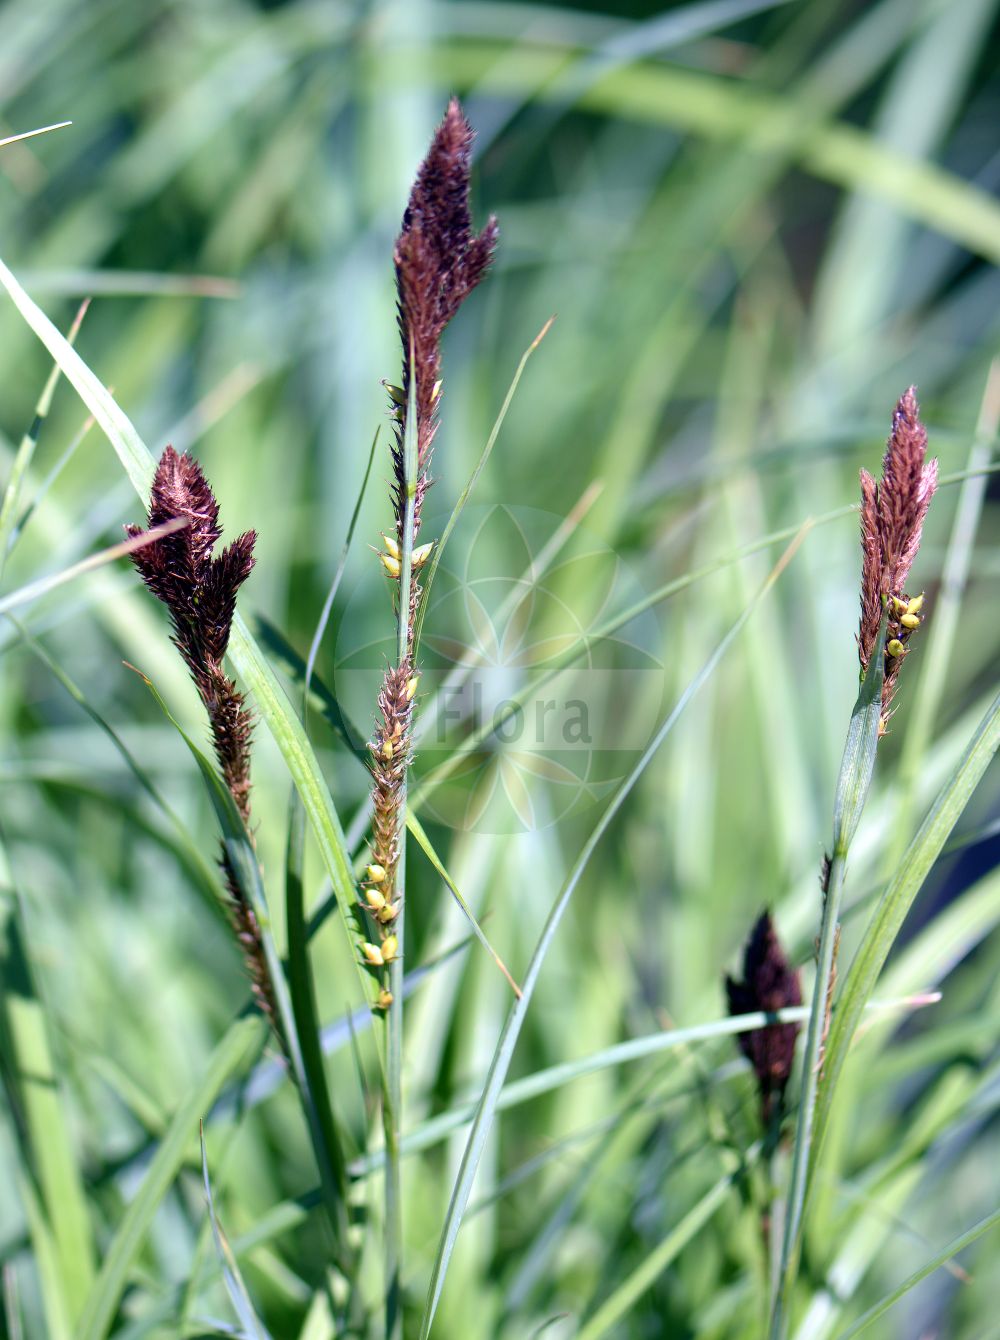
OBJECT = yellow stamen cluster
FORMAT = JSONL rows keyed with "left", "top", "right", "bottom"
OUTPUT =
{"left": 885, "top": 593, "right": 924, "bottom": 661}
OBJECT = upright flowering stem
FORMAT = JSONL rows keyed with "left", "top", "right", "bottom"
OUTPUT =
{"left": 770, "top": 389, "right": 936, "bottom": 1339}
{"left": 360, "top": 100, "right": 497, "bottom": 1337}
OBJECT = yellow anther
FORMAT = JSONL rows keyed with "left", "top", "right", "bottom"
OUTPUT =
{"left": 381, "top": 739, "right": 394, "bottom": 760}
{"left": 381, "top": 935, "right": 399, "bottom": 963}
{"left": 367, "top": 863, "right": 386, "bottom": 883}
{"left": 906, "top": 594, "right": 925, "bottom": 615}
{"left": 377, "top": 988, "right": 394, "bottom": 1009}
{"left": 361, "top": 942, "right": 384, "bottom": 967}
{"left": 405, "top": 676, "right": 419, "bottom": 701}
{"left": 392, "top": 722, "right": 403, "bottom": 738}
{"left": 887, "top": 638, "right": 906, "bottom": 657}
{"left": 900, "top": 613, "right": 921, "bottom": 630}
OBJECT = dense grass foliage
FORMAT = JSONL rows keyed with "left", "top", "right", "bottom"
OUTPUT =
{"left": 1, "top": 1, "right": 1000, "bottom": 1336}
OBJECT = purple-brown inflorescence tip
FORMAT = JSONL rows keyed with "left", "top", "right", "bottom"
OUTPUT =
{"left": 127, "top": 447, "right": 277, "bottom": 1030}
{"left": 726, "top": 911, "right": 802, "bottom": 1125}
{"left": 391, "top": 96, "right": 498, "bottom": 539}
{"left": 858, "top": 387, "right": 937, "bottom": 732}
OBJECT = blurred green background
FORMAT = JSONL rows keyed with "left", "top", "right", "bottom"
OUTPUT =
{"left": 2, "top": 0, "right": 1000, "bottom": 1335}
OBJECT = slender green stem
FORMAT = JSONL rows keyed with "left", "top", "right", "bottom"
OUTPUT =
{"left": 383, "top": 347, "right": 419, "bottom": 1340}
{"left": 768, "top": 846, "right": 845, "bottom": 1340}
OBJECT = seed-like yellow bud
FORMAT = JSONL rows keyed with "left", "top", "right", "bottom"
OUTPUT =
{"left": 900, "top": 613, "right": 921, "bottom": 630}
{"left": 377, "top": 988, "right": 394, "bottom": 1009}
{"left": 381, "top": 935, "right": 399, "bottom": 962}
{"left": 377, "top": 902, "right": 398, "bottom": 924}
{"left": 891, "top": 596, "right": 908, "bottom": 615}
{"left": 431, "top": 379, "right": 442, "bottom": 401}
{"left": 367, "top": 863, "right": 386, "bottom": 883}
{"left": 383, "top": 382, "right": 406, "bottom": 406}
{"left": 887, "top": 638, "right": 907, "bottom": 658}
{"left": 405, "top": 676, "right": 419, "bottom": 701}
{"left": 411, "top": 541, "right": 434, "bottom": 567}
{"left": 381, "top": 739, "right": 394, "bottom": 760}
{"left": 906, "top": 594, "right": 925, "bottom": 615}
{"left": 381, "top": 553, "right": 401, "bottom": 578}
{"left": 365, "top": 888, "right": 386, "bottom": 912}
{"left": 361, "top": 942, "right": 384, "bottom": 966}
{"left": 381, "top": 533, "right": 400, "bottom": 560}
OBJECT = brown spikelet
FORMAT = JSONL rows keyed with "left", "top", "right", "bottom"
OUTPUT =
{"left": 858, "top": 388, "right": 937, "bottom": 731}
{"left": 360, "top": 101, "right": 496, "bottom": 1003}
{"left": 128, "top": 447, "right": 278, "bottom": 1031}
{"left": 391, "top": 96, "right": 498, "bottom": 541}
{"left": 726, "top": 912, "right": 803, "bottom": 1125}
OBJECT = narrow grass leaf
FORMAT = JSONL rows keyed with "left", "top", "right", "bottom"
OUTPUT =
{"left": 0, "top": 894, "right": 96, "bottom": 1323}
{"left": 0, "top": 299, "right": 88, "bottom": 579}
{"left": 199, "top": 1124, "right": 273, "bottom": 1340}
{"left": 0, "top": 254, "right": 366, "bottom": 998}
{"left": 406, "top": 811, "right": 521, "bottom": 997}
{"left": 75, "top": 1016, "right": 261, "bottom": 1340}
{"left": 832, "top": 615, "right": 887, "bottom": 853}
{"left": 413, "top": 316, "right": 554, "bottom": 651}
{"left": 134, "top": 669, "right": 352, "bottom": 1245}
{"left": 839, "top": 1211, "right": 1000, "bottom": 1337}
{"left": 0, "top": 517, "right": 187, "bottom": 618}
{"left": 351, "top": 994, "right": 933, "bottom": 1176}
{"left": 0, "top": 122, "right": 72, "bottom": 149}
{"left": 576, "top": 1160, "right": 741, "bottom": 1340}
{"left": 813, "top": 685, "right": 1000, "bottom": 1172}
{"left": 418, "top": 532, "right": 805, "bottom": 1337}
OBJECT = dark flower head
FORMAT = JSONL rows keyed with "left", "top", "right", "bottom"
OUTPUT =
{"left": 726, "top": 911, "right": 802, "bottom": 1124}
{"left": 392, "top": 98, "right": 497, "bottom": 524}
{"left": 127, "top": 446, "right": 256, "bottom": 819}
{"left": 127, "top": 447, "right": 277, "bottom": 1031}
{"left": 858, "top": 388, "right": 937, "bottom": 729}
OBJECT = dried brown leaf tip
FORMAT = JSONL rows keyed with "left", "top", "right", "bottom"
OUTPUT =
{"left": 127, "top": 447, "right": 278, "bottom": 1031}
{"left": 858, "top": 387, "right": 938, "bottom": 733}
{"left": 726, "top": 911, "right": 802, "bottom": 1125}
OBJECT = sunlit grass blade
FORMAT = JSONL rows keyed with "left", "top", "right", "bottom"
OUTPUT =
{"left": 0, "top": 298, "right": 88, "bottom": 581}
{"left": 7, "top": 616, "right": 219, "bottom": 904}
{"left": 810, "top": 684, "right": 1000, "bottom": 1176}
{"left": 0, "top": 122, "right": 72, "bottom": 149}
{"left": 0, "top": 252, "right": 367, "bottom": 1005}
{"left": 133, "top": 668, "right": 352, "bottom": 1252}
{"left": 0, "top": 853, "right": 96, "bottom": 1325}
{"left": 199, "top": 1123, "right": 273, "bottom": 1340}
{"left": 893, "top": 359, "right": 1000, "bottom": 858}
{"left": 406, "top": 811, "right": 521, "bottom": 996}
{"left": 576, "top": 1155, "right": 744, "bottom": 1340}
{"left": 412, "top": 316, "right": 554, "bottom": 651}
{"left": 771, "top": 615, "right": 886, "bottom": 1339}
{"left": 839, "top": 1208, "right": 1000, "bottom": 1336}
{"left": 75, "top": 1016, "right": 262, "bottom": 1340}
{"left": 349, "top": 994, "right": 934, "bottom": 1176}
{"left": 417, "top": 530, "right": 806, "bottom": 1337}
{"left": 304, "top": 425, "right": 378, "bottom": 693}
{"left": 0, "top": 516, "right": 187, "bottom": 618}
